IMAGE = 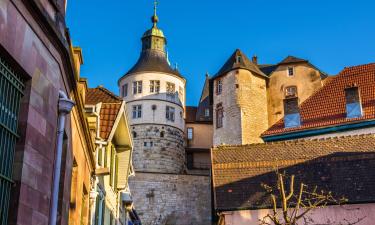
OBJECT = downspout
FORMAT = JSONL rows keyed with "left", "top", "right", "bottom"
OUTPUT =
{"left": 49, "top": 91, "right": 75, "bottom": 225}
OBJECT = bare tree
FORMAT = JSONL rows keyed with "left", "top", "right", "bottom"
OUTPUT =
{"left": 259, "top": 172, "right": 349, "bottom": 225}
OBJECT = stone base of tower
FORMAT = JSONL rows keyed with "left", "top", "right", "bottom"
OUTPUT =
{"left": 129, "top": 172, "right": 211, "bottom": 225}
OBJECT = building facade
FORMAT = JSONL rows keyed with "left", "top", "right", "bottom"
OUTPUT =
{"left": 209, "top": 50, "right": 327, "bottom": 146}
{"left": 0, "top": 1, "right": 97, "bottom": 224}
{"left": 85, "top": 86, "right": 139, "bottom": 225}
{"left": 118, "top": 6, "right": 211, "bottom": 225}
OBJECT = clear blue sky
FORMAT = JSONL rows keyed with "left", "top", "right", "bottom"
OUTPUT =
{"left": 66, "top": 0, "right": 375, "bottom": 106}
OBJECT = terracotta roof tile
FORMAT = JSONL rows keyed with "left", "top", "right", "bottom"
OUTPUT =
{"left": 86, "top": 86, "right": 122, "bottom": 105}
{"left": 263, "top": 63, "right": 375, "bottom": 137}
{"left": 86, "top": 87, "right": 123, "bottom": 140}
{"left": 212, "top": 134, "right": 375, "bottom": 211}
{"left": 99, "top": 103, "right": 121, "bottom": 139}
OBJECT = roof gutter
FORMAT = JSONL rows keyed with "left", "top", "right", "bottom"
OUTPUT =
{"left": 262, "top": 120, "right": 375, "bottom": 142}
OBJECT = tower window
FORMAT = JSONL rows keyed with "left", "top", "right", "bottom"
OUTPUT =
{"left": 132, "top": 132, "right": 137, "bottom": 138}
{"left": 132, "top": 105, "right": 142, "bottom": 119}
{"left": 166, "top": 106, "right": 175, "bottom": 122}
{"left": 166, "top": 82, "right": 175, "bottom": 98}
{"left": 160, "top": 131, "right": 165, "bottom": 138}
{"left": 287, "top": 67, "right": 294, "bottom": 76}
{"left": 122, "top": 83, "right": 128, "bottom": 97}
{"left": 133, "top": 81, "right": 142, "bottom": 94}
{"left": 216, "top": 103, "right": 224, "bottom": 128}
{"left": 216, "top": 79, "right": 222, "bottom": 95}
{"left": 285, "top": 86, "right": 297, "bottom": 98}
{"left": 150, "top": 80, "right": 160, "bottom": 93}
{"left": 187, "top": 127, "right": 193, "bottom": 140}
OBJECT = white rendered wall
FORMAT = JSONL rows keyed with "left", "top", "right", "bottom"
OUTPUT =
{"left": 119, "top": 72, "right": 186, "bottom": 131}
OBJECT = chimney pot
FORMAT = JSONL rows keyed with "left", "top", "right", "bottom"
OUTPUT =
{"left": 252, "top": 55, "right": 258, "bottom": 65}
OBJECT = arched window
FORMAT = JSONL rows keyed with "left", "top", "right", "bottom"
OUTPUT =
{"left": 132, "top": 131, "right": 137, "bottom": 138}
{"left": 160, "top": 131, "right": 165, "bottom": 138}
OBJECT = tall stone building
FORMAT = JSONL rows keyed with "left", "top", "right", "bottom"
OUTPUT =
{"left": 118, "top": 5, "right": 211, "bottom": 225}
{"left": 210, "top": 50, "right": 328, "bottom": 146}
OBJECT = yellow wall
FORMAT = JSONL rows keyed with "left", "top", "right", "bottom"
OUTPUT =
{"left": 267, "top": 63, "right": 323, "bottom": 126}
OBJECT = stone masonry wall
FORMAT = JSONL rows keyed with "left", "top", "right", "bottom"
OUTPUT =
{"left": 131, "top": 124, "right": 185, "bottom": 173}
{"left": 129, "top": 172, "right": 211, "bottom": 225}
{"left": 213, "top": 69, "right": 268, "bottom": 146}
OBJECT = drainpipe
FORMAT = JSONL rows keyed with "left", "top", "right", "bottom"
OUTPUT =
{"left": 49, "top": 91, "right": 75, "bottom": 225}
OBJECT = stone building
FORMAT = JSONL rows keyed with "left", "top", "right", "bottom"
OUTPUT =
{"left": 209, "top": 50, "right": 328, "bottom": 146}
{"left": 118, "top": 5, "right": 211, "bottom": 225}
{"left": 0, "top": 1, "right": 96, "bottom": 224}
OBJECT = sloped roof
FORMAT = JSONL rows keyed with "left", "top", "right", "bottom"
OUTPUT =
{"left": 185, "top": 106, "right": 198, "bottom": 123}
{"left": 86, "top": 87, "right": 123, "bottom": 140}
{"left": 262, "top": 63, "right": 375, "bottom": 138}
{"left": 278, "top": 55, "right": 308, "bottom": 65}
{"left": 121, "top": 50, "right": 183, "bottom": 79}
{"left": 212, "top": 49, "right": 267, "bottom": 80}
{"left": 258, "top": 64, "right": 278, "bottom": 76}
{"left": 212, "top": 134, "right": 375, "bottom": 211}
{"left": 86, "top": 86, "right": 122, "bottom": 105}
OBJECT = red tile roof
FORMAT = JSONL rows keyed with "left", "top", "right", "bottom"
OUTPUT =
{"left": 86, "top": 86, "right": 122, "bottom": 105}
{"left": 263, "top": 63, "right": 375, "bottom": 137}
{"left": 86, "top": 87, "right": 123, "bottom": 140}
{"left": 212, "top": 134, "right": 375, "bottom": 211}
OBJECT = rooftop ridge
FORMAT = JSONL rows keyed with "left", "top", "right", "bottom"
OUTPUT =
{"left": 213, "top": 133, "right": 375, "bottom": 150}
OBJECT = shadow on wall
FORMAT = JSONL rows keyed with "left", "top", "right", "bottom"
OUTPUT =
{"left": 215, "top": 152, "right": 375, "bottom": 211}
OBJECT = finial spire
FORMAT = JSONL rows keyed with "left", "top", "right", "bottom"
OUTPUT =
{"left": 152, "top": 0, "right": 159, "bottom": 27}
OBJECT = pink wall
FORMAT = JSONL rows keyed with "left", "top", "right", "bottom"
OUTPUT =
{"left": 222, "top": 203, "right": 375, "bottom": 225}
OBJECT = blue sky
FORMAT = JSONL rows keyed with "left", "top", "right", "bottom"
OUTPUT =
{"left": 66, "top": 0, "right": 375, "bottom": 106}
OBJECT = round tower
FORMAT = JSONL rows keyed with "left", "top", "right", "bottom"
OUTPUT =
{"left": 118, "top": 5, "right": 186, "bottom": 174}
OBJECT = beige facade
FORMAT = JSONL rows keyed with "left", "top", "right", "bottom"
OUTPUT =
{"left": 267, "top": 62, "right": 324, "bottom": 126}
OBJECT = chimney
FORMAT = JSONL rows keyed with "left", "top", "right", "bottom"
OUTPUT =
{"left": 345, "top": 85, "right": 363, "bottom": 118}
{"left": 252, "top": 55, "right": 258, "bottom": 65}
{"left": 283, "top": 97, "right": 301, "bottom": 128}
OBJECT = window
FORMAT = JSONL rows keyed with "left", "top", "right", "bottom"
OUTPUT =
{"left": 144, "top": 142, "right": 154, "bottom": 147}
{"left": 133, "top": 81, "right": 142, "bottom": 94}
{"left": 109, "top": 146, "right": 117, "bottom": 188}
{"left": 216, "top": 103, "right": 223, "bottom": 128}
{"left": 205, "top": 108, "right": 210, "bottom": 117}
{"left": 166, "top": 106, "right": 175, "bottom": 122}
{"left": 287, "top": 67, "right": 294, "bottom": 76}
{"left": 132, "top": 105, "right": 142, "bottom": 119}
{"left": 217, "top": 79, "right": 222, "bottom": 95}
{"left": 236, "top": 55, "right": 242, "bottom": 63}
{"left": 122, "top": 83, "right": 128, "bottom": 97}
{"left": 160, "top": 131, "right": 165, "bottom": 138}
{"left": 285, "top": 86, "right": 297, "bottom": 98}
{"left": 150, "top": 80, "right": 160, "bottom": 93}
{"left": 166, "top": 82, "right": 175, "bottom": 98}
{"left": 132, "top": 131, "right": 137, "bottom": 138}
{"left": 187, "top": 128, "right": 193, "bottom": 140}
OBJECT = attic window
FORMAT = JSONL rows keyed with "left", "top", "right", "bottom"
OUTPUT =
{"left": 236, "top": 55, "right": 242, "bottom": 64}
{"left": 287, "top": 67, "right": 294, "bottom": 76}
{"left": 345, "top": 86, "right": 363, "bottom": 119}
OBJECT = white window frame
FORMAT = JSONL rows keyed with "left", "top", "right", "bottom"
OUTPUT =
{"left": 187, "top": 127, "right": 193, "bottom": 140}
{"left": 132, "top": 105, "right": 142, "bottom": 119}
{"left": 285, "top": 86, "right": 297, "bottom": 98}
{"left": 133, "top": 81, "right": 142, "bottom": 94}
{"left": 166, "top": 82, "right": 176, "bottom": 98}
{"left": 150, "top": 80, "right": 160, "bottom": 93}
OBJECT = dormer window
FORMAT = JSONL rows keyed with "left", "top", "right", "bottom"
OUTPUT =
{"left": 345, "top": 86, "right": 363, "bottom": 118}
{"left": 285, "top": 86, "right": 297, "bottom": 98}
{"left": 287, "top": 67, "right": 294, "bottom": 76}
{"left": 283, "top": 97, "right": 301, "bottom": 128}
